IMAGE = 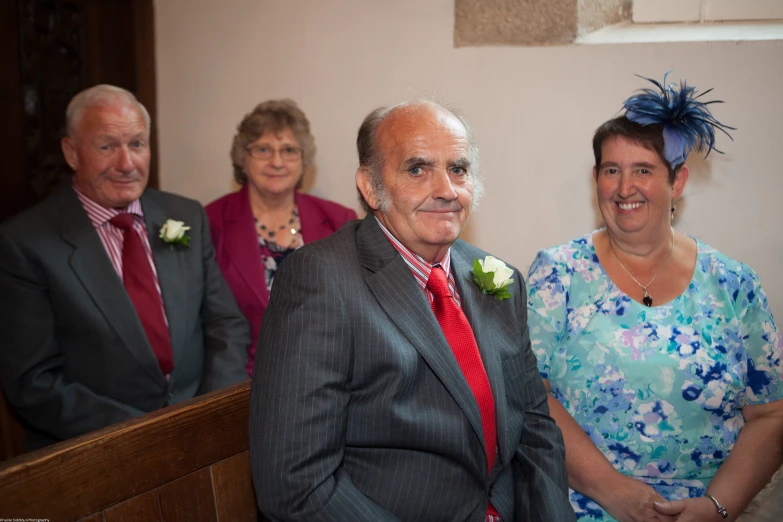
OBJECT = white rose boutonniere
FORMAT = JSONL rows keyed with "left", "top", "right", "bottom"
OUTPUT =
{"left": 159, "top": 219, "right": 191, "bottom": 248}
{"left": 472, "top": 255, "right": 514, "bottom": 301}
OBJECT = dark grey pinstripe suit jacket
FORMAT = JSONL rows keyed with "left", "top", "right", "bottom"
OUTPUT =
{"left": 250, "top": 216, "right": 574, "bottom": 522}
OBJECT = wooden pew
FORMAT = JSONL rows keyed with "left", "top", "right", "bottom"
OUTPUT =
{"left": 1, "top": 377, "right": 780, "bottom": 521}
{"left": 0, "top": 389, "right": 25, "bottom": 462}
{"left": 0, "top": 381, "right": 258, "bottom": 522}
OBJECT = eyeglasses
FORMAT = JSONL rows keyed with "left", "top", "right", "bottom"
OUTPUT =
{"left": 246, "top": 145, "right": 302, "bottom": 162}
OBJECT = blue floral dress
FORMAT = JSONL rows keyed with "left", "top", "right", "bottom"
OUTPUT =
{"left": 527, "top": 231, "right": 783, "bottom": 521}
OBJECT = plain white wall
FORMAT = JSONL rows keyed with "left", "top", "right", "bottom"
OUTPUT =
{"left": 155, "top": 0, "right": 783, "bottom": 319}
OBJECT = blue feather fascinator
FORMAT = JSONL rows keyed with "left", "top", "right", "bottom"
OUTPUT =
{"left": 623, "top": 72, "right": 735, "bottom": 167}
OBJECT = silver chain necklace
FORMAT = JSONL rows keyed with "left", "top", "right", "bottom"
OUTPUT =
{"left": 608, "top": 229, "right": 674, "bottom": 307}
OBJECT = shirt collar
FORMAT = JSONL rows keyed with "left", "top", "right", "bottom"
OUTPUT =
{"left": 374, "top": 216, "right": 452, "bottom": 277}
{"left": 72, "top": 180, "right": 144, "bottom": 227}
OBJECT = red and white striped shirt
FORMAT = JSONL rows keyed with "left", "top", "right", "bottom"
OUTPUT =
{"left": 375, "top": 217, "right": 461, "bottom": 307}
{"left": 73, "top": 184, "right": 169, "bottom": 326}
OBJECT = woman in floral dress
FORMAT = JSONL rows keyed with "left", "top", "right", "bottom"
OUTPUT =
{"left": 527, "top": 75, "right": 783, "bottom": 522}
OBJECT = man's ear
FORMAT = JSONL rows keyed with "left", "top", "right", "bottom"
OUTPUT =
{"left": 356, "top": 167, "right": 379, "bottom": 211}
{"left": 61, "top": 137, "right": 79, "bottom": 172}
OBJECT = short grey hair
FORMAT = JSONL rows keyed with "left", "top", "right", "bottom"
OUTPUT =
{"left": 355, "top": 100, "right": 484, "bottom": 213}
{"left": 65, "top": 84, "right": 151, "bottom": 138}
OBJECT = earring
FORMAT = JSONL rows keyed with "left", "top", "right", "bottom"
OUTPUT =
{"left": 671, "top": 205, "right": 675, "bottom": 220}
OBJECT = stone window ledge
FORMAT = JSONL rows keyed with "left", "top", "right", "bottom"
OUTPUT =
{"left": 455, "top": 0, "right": 782, "bottom": 47}
{"left": 576, "top": 20, "right": 783, "bottom": 44}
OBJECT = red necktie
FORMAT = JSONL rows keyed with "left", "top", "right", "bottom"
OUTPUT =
{"left": 111, "top": 214, "right": 174, "bottom": 375}
{"left": 427, "top": 266, "right": 497, "bottom": 475}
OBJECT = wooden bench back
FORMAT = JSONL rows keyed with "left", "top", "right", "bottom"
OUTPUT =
{"left": 0, "top": 389, "right": 25, "bottom": 462}
{"left": 0, "top": 381, "right": 258, "bottom": 522}
{"left": 4, "top": 378, "right": 780, "bottom": 521}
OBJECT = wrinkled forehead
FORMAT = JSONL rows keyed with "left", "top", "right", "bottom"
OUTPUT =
{"left": 75, "top": 102, "right": 148, "bottom": 139}
{"left": 378, "top": 105, "right": 470, "bottom": 159}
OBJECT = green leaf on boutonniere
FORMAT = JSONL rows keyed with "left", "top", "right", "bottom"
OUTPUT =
{"left": 472, "top": 256, "right": 514, "bottom": 301}
{"left": 473, "top": 259, "right": 495, "bottom": 292}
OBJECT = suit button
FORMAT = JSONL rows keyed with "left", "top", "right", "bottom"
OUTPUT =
{"left": 489, "top": 485, "right": 494, "bottom": 497}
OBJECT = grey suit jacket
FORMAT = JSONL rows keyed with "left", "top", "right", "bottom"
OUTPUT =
{"left": 0, "top": 185, "right": 250, "bottom": 449}
{"left": 250, "top": 217, "right": 574, "bottom": 522}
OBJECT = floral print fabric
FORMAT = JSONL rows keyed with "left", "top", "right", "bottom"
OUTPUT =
{"left": 527, "top": 231, "right": 783, "bottom": 521}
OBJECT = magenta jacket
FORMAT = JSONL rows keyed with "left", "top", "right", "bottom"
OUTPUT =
{"left": 205, "top": 185, "right": 358, "bottom": 375}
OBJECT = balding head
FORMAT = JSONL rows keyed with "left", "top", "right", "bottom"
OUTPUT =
{"left": 356, "top": 100, "right": 483, "bottom": 213}
{"left": 355, "top": 100, "right": 482, "bottom": 262}
{"left": 65, "top": 84, "right": 151, "bottom": 140}
{"left": 61, "top": 85, "right": 151, "bottom": 209}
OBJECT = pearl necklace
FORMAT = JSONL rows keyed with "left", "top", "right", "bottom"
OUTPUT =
{"left": 608, "top": 230, "right": 674, "bottom": 307}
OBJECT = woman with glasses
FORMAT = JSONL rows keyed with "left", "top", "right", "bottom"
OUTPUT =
{"left": 206, "top": 99, "right": 357, "bottom": 376}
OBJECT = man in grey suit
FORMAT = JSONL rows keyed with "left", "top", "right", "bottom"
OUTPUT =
{"left": 0, "top": 85, "right": 249, "bottom": 450}
{"left": 250, "top": 101, "right": 574, "bottom": 521}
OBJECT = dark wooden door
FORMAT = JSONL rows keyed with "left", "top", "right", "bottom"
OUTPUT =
{"left": 0, "top": 0, "right": 158, "bottom": 224}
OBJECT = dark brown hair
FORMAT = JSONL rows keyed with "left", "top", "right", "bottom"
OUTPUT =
{"left": 592, "top": 116, "right": 681, "bottom": 183}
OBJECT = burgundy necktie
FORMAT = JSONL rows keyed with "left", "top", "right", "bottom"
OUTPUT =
{"left": 427, "top": 266, "right": 497, "bottom": 475}
{"left": 111, "top": 214, "right": 174, "bottom": 375}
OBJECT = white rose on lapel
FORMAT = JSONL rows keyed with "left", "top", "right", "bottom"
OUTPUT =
{"left": 472, "top": 255, "right": 514, "bottom": 301}
{"left": 159, "top": 219, "right": 191, "bottom": 248}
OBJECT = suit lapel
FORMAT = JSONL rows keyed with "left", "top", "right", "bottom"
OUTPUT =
{"left": 357, "top": 218, "right": 485, "bottom": 451}
{"left": 223, "top": 186, "right": 268, "bottom": 305}
{"left": 140, "top": 191, "right": 188, "bottom": 370}
{"left": 451, "top": 244, "right": 512, "bottom": 466}
{"left": 59, "top": 186, "right": 163, "bottom": 382}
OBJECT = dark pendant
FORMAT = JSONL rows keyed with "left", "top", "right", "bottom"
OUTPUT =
{"left": 643, "top": 295, "right": 653, "bottom": 307}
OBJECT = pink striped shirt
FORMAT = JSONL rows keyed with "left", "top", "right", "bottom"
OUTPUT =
{"left": 73, "top": 184, "right": 169, "bottom": 326}
{"left": 375, "top": 217, "right": 461, "bottom": 307}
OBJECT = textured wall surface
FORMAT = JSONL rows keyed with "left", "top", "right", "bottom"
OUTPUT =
{"left": 578, "top": 0, "right": 631, "bottom": 36}
{"left": 455, "top": 0, "right": 577, "bottom": 46}
{"left": 454, "top": 0, "right": 632, "bottom": 46}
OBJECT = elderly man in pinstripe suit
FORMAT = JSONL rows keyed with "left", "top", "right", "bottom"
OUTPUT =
{"left": 250, "top": 101, "right": 574, "bottom": 522}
